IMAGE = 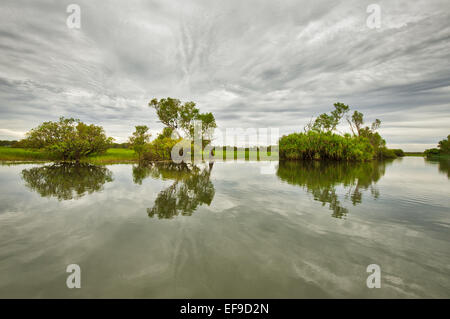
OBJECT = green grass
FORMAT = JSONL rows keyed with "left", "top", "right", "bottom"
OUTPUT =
{"left": 0, "top": 147, "right": 137, "bottom": 164}
{"left": 0, "top": 147, "right": 278, "bottom": 164}
{"left": 212, "top": 149, "right": 278, "bottom": 160}
{"left": 82, "top": 148, "right": 137, "bottom": 164}
{"left": 0, "top": 146, "right": 51, "bottom": 161}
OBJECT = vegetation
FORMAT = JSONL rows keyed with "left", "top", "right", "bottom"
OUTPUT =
{"left": 128, "top": 125, "right": 151, "bottom": 161}
{"left": 280, "top": 102, "right": 397, "bottom": 161}
{"left": 19, "top": 117, "right": 113, "bottom": 161}
{"left": 279, "top": 131, "right": 374, "bottom": 161}
{"left": 83, "top": 148, "right": 137, "bottom": 164}
{"left": 424, "top": 135, "right": 450, "bottom": 158}
{"left": 391, "top": 149, "right": 405, "bottom": 157}
{"left": 0, "top": 140, "right": 18, "bottom": 147}
{"left": 0, "top": 146, "right": 52, "bottom": 161}
{"left": 149, "top": 97, "right": 216, "bottom": 144}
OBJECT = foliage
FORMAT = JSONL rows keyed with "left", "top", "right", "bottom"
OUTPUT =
{"left": 279, "top": 131, "right": 374, "bottom": 161}
{"left": 0, "top": 140, "right": 18, "bottom": 147}
{"left": 143, "top": 137, "right": 182, "bottom": 161}
{"left": 84, "top": 148, "right": 137, "bottom": 164}
{"left": 156, "top": 127, "right": 175, "bottom": 140}
{"left": 110, "top": 142, "right": 130, "bottom": 149}
{"left": 391, "top": 149, "right": 405, "bottom": 157}
{"left": 377, "top": 148, "right": 397, "bottom": 159}
{"left": 277, "top": 160, "right": 387, "bottom": 218}
{"left": 128, "top": 125, "right": 151, "bottom": 161}
{"left": 148, "top": 97, "right": 216, "bottom": 142}
{"left": 0, "top": 146, "right": 53, "bottom": 161}
{"left": 21, "top": 117, "right": 113, "bottom": 161}
{"left": 284, "top": 102, "right": 396, "bottom": 161}
{"left": 425, "top": 135, "right": 450, "bottom": 158}
{"left": 311, "top": 102, "right": 349, "bottom": 133}
{"left": 21, "top": 163, "right": 113, "bottom": 200}
{"left": 424, "top": 148, "right": 440, "bottom": 157}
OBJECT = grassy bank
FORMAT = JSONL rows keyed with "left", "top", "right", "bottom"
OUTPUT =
{"left": 0, "top": 146, "right": 51, "bottom": 161}
{"left": 82, "top": 148, "right": 137, "bottom": 164}
{"left": 0, "top": 147, "right": 278, "bottom": 163}
{"left": 0, "top": 147, "right": 137, "bottom": 164}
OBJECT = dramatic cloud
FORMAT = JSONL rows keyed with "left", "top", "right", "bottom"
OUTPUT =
{"left": 0, "top": 0, "right": 449, "bottom": 150}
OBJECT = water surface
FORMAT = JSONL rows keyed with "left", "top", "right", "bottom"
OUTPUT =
{"left": 0, "top": 157, "right": 449, "bottom": 298}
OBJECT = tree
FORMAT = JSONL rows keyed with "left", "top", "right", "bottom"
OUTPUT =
{"left": 149, "top": 97, "right": 217, "bottom": 142}
{"left": 22, "top": 117, "right": 113, "bottom": 161}
{"left": 312, "top": 102, "right": 349, "bottom": 133}
{"left": 128, "top": 125, "right": 151, "bottom": 161}
{"left": 438, "top": 135, "right": 450, "bottom": 154}
{"left": 425, "top": 134, "right": 450, "bottom": 158}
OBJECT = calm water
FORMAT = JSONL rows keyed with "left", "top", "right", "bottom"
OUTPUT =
{"left": 0, "top": 157, "right": 449, "bottom": 298}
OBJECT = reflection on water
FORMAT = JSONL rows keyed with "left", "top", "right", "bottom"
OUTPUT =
{"left": 1, "top": 157, "right": 449, "bottom": 298}
{"left": 133, "top": 162, "right": 215, "bottom": 219}
{"left": 21, "top": 163, "right": 113, "bottom": 200}
{"left": 426, "top": 157, "right": 449, "bottom": 178}
{"left": 276, "top": 160, "right": 389, "bottom": 218}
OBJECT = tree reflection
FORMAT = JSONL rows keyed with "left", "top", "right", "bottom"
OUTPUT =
{"left": 276, "top": 160, "right": 388, "bottom": 218}
{"left": 21, "top": 163, "right": 113, "bottom": 200}
{"left": 132, "top": 162, "right": 215, "bottom": 219}
{"left": 426, "top": 157, "right": 449, "bottom": 178}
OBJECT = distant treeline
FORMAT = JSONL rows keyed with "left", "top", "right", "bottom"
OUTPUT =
{"left": 0, "top": 140, "right": 18, "bottom": 147}
{"left": 110, "top": 142, "right": 130, "bottom": 149}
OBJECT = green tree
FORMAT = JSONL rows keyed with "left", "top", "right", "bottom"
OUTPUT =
{"left": 128, "top": 125, "right": 151, "bottom": 161}
{"left": 425, "top": 134, "right": 450, "bottom": 158}
{"left": 438, "top": 135, "right": 450, "bottom": 154}
{"left": 312, "top": 102, "right": 349, "bottom": 133}
{"left": 148, "top": 97, "right": 217, "bottom": 141}
{"left": 21, "top": 117, "right": 113, "bottom": 161}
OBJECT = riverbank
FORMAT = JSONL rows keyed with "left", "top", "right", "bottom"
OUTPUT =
{"left": 0, "top": 147, "right": 279, "bottom": 164}
{"left": 0, "top": 147, "right": 137, "bottom": 164}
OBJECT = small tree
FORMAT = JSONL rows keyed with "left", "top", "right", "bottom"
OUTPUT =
{"left": 22, "top": 117, "right": 113, "bottom": 161}
{"left": 129, "top": 125, "right": 151, "bottom": 161}
{"left": 149, "top": 97, "right": 216, "bottom": 141}
{"left": 312, "top": 102, "right": 349, "bottom": 133}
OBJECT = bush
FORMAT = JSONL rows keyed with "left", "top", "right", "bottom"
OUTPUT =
{"left": 20, "top": 117, "right": 113, "bottom": 161}
{"left": 279, "top": 131, "right": 374, "bottom": 161}
{"left": 424, "top": 148, "right": 440, "bottom": 158}
{"left": 392, "top": 149, "right": 405, "bottom": 157}
{"left": 143, "top": 137, "right": 181, "bottom": 161}
{"left": 424, "top": 135, "right": 450, "bottom": 158}
{"left": 377, "top": 147, "right": 397, "bottom": 159}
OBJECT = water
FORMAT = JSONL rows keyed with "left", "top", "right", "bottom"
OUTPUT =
{"left": 0, "top": 157, "right": 449, "bottom": 298}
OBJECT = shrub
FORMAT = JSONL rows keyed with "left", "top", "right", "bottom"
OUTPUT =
{"left": 377, "top": 147, "right": 397, "bottom": 159}
{"left": 279, "top": 131, "right": 374, "bottom": 161}
{"left": 143, "top": 137, "right": 181, "bottom": 161}
{"left": 424, "top": 135, "right": 450, "bottom": 158}
{"left": 20, "top": 117, "right": 113, "bottom": 161}
{"left": 424, "top": 148, "right": 440, "bottom": 157}
{"left": 392, "top": 149, "right": 405, "bottom": 157}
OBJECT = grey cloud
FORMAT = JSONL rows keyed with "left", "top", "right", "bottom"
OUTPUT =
{"left": 0, "top": 0, "right": 449, "bottom": 150}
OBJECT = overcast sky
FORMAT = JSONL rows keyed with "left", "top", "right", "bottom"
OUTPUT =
{"left": 0, "top": 0, "right": 449, "bottom": 150}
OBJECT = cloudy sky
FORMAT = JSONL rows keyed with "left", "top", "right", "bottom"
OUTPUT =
{"left": 0, "top": 0, "right": 449, "bottom": 150}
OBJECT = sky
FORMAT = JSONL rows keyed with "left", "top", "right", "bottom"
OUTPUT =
{"left": 0, "top": 0, "right": 449, "bottom": 151}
